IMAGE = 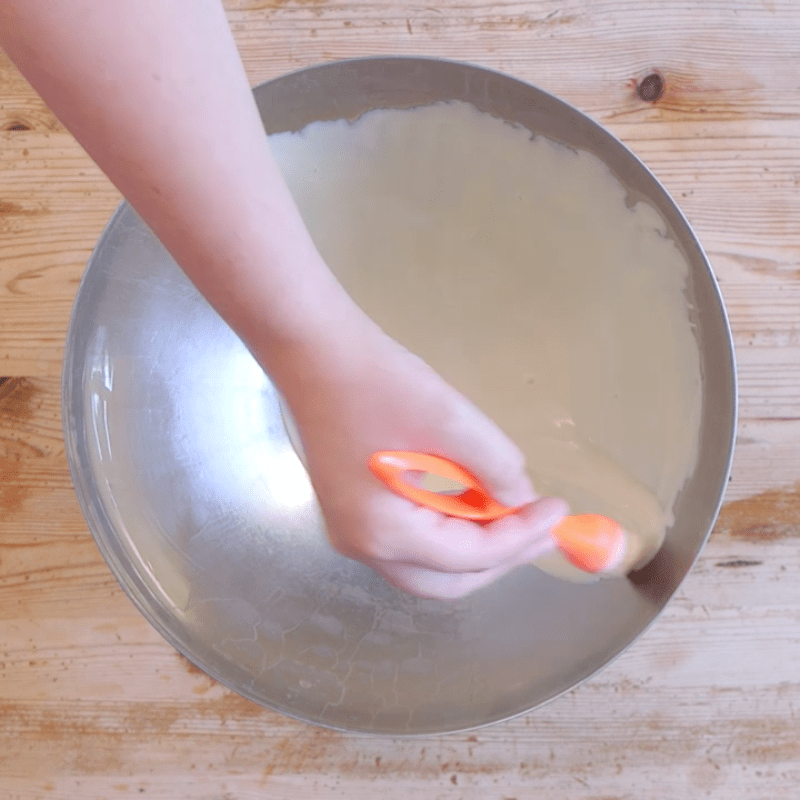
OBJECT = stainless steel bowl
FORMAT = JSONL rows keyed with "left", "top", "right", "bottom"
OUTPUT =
{"left": 62, "top": 57, "right": 736, "bottom": 735}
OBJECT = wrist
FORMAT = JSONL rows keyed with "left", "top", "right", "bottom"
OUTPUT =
{"left": 244, "top": 266, "right": 378, "bottom": 398}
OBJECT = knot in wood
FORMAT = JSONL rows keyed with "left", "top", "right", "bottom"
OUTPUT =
{"left": 636, "top": 72, "right": 665, "bottom": 103}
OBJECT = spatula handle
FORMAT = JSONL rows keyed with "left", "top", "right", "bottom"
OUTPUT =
{"left": 368, "top": 450, "right": 516, "bottom": 522}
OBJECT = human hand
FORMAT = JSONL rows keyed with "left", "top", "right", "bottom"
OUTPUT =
{"left": 266, "top": 309, "right": 568, "bottom": 600}
{"left": 0, "top": 0, "right": 568, "bottom": 600}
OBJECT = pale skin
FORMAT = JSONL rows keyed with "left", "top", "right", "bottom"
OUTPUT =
{"left": 0, "top": 0, "right": 568, "bottom": 599}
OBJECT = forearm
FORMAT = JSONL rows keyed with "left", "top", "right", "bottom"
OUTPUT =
{"left": 0, "top": 0, "right": 355, "bottom": 379}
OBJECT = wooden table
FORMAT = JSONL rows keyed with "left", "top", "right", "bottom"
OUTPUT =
{"left": 2, "top": 1, "right": 799, "bottom": 797}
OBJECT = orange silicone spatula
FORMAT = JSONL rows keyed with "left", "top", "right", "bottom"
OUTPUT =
{"left": 369, "top": 450, "right": 627, "bottom": 574}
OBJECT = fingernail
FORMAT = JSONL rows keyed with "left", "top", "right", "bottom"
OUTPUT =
{"left": 521, "top": 537, "right": 556, "bottom": 562}
{"left": 527, "top": 496, "right": 570, "bottom": 528}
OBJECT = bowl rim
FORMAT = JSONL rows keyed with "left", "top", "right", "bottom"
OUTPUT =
{"left": 62, "top": 55, "right": 738, "bottom": 735}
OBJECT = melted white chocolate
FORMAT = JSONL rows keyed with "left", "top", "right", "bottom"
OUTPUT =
{"left": 270, "top": 101, "right": 702, "bottom": 581}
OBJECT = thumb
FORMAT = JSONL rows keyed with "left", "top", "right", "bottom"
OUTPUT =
{"left": 459, "top": 441, "right": 539, "bottom": 509}
{"left": 499, "top": 497, "right": 571, "bottom": 562}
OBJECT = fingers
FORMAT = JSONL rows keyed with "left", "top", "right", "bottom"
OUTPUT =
{"left": 368, "top": 495, "right": 568, "bottom": 574}
{"left": 363, "top": 505, "right": 561, "bottom": 600}
{"left": 377, "top": 560, "right": 519, "bottom": 600}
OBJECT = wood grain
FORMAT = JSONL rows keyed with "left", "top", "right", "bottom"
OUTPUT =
{"left": 1, "top": 0, "right": 800, "bottom": 798}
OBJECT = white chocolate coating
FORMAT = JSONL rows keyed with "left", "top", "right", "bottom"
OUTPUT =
{"left": 270, "top": 101, "right": 702, "bottom": 581}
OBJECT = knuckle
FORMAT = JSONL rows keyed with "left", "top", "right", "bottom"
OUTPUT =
{"left": 495, "top": 441, "right": 527, "bottom": 476}
{"left": 355, "top": 531, "right": 395, "bottom": 563}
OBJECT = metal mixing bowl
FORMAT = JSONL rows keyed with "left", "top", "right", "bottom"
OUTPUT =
{"left": 62, "top": 57, "right": 736, "bottom": 735}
